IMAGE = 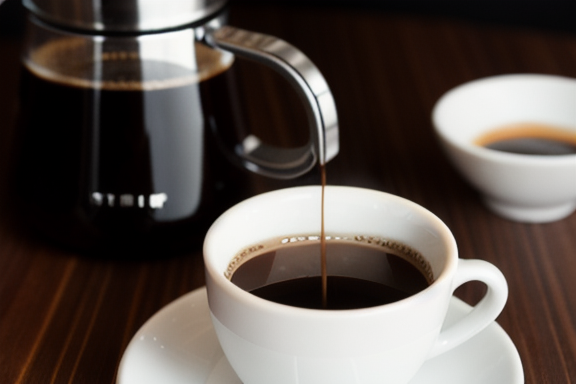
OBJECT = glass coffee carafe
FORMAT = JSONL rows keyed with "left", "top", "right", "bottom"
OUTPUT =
{"left": 13, "top": 0, "right": 338, "bottom": 255}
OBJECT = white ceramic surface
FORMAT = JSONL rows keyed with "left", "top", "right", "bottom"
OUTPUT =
{"left": 203, "top": 186, "right": 508, "bottom": 384}
{"left": 116, "top": 287, "right": 524, "bottom": 384}
{"left": 432, "top": 74, "right": 576, "bottom": 223}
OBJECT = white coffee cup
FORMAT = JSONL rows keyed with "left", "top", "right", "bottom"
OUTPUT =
{"left": 203, "top": 186, "right": 508, "bottom": 384}
{"left": 432, "top": 74, "right": 576, "bottom": 223}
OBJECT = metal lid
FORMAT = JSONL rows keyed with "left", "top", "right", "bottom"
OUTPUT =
{"left": 23, "top": 0, "right": 227, "bottom": 32}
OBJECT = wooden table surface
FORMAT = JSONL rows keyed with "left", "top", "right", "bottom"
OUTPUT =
{"left": 1, "top": 2, "right": 575, "bottom": 383}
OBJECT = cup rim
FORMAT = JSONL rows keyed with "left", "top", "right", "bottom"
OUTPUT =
{"left": 204, "top": 185, "right": 458, "bottom": 317}
{"left": 432, "top": 73, "right": 576, "bottom": 166}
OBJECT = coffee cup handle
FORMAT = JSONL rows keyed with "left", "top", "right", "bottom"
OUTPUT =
{"left": 203, "top": 25, "right": 339, "bottom": 179}
{"left": 427, "top": 259, "right": 508, "bottom": 359}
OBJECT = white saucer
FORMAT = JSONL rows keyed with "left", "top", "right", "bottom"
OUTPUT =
{"left": 116, "top": 287, "right": 524, "bottom": 384}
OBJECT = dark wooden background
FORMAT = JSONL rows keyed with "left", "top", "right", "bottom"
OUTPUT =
{"left": 1, "top": 1, "right": 575, "bottom": 383}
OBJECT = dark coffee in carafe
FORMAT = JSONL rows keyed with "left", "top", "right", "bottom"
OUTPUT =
{"left": 13, "top": 3, "right": 339, "bottom": 255}
{"left": 14, "top": 38, "right": 244, "bottom": 253}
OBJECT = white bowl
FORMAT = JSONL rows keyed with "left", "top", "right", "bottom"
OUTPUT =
{"left": 432, "top": 74, "right": 576, "bottom": 223}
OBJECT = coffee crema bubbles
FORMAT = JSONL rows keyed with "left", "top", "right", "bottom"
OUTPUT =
{"left": 226, "top": 235, "right": 434, "bottom": 310}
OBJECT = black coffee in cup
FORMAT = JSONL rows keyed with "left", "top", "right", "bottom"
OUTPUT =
{"left": 475, "top": 123, "right": 576, "bottom": 155}
{"left": 227, "top": 236, "right": 433, "bottom": 310}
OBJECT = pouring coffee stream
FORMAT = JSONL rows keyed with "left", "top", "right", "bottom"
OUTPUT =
{"left": 12, "top": 0, "right": 339, "bottom": 254}
{"left": 205, "top": 25, "right": 335, "bottom": 305}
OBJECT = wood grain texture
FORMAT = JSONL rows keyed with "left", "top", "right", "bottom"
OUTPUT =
{"left": 0, "top": 3, "right": 575, "bottom": 383}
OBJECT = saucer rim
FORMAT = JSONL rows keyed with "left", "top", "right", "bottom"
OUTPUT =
{"left": 117, "top": 287, "right": 524, "bottom": 384}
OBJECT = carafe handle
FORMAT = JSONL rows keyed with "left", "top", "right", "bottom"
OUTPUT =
{"left": 204, "top": 25, "right": 339, "bottom": 179}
